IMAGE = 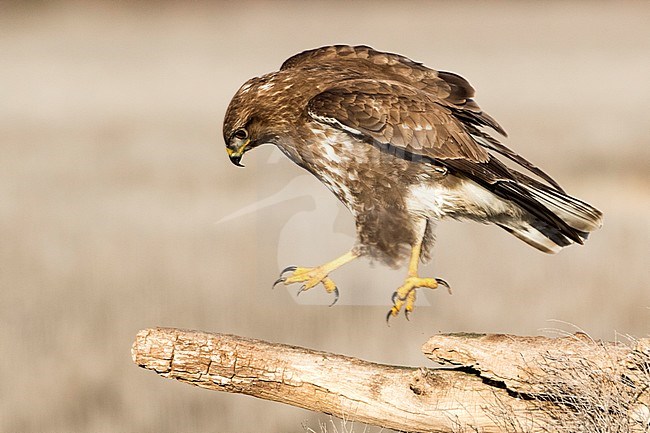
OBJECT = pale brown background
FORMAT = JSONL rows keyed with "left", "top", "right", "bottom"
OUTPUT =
{"left": 1, "top": 1, "right": 648, "bottom": 432}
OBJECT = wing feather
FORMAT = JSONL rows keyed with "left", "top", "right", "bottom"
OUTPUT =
{"left": 283, "top": 45, "right": 507, "bottom": 136}
{"left": 308, "top": 79, "right": 490, "bottom": 162}
{"left": 286, "top": 45, "right": 592, "bottom": 246}
{"left": 297, "top": 45, "right": 564, "bottom": 192}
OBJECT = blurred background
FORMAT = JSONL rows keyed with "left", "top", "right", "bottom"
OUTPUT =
{"left": 1, "top": 1, "right": 648, "bottom": 432}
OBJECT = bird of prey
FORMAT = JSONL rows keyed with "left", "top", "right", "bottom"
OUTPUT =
{"left": 223, "top": 45, "right": 603, "bottom": 320}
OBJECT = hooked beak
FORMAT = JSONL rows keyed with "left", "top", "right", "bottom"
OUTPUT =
{"left": 226, "top": 139, "right": 250, "bottom": 167}
{"left": 229, "top": 153, "right": 244, "bottom": 167}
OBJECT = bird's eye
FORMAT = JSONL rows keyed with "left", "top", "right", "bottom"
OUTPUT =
{"left": 233, "top": 128, "right": 248, "bottom": 140}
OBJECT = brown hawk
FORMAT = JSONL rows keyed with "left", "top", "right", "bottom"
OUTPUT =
{"left": 223, "top": 45, "right": 603, "bottom": 320}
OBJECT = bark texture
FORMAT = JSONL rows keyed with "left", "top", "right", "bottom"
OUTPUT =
{"left": 132, "top": 328, "right": 649, "bottom": 432}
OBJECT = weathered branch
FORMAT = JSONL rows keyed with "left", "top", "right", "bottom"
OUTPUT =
{"left": 423, "top": 332, "right": 629, "bottom": 395}
{"left": 424, "top": 333, "right": 650, "bottom": 431}
{"left": 132, "top": 328, "right": 649, "bottom": 432}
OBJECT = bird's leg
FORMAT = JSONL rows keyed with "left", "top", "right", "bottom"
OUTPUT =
{"left": 387, "top": 230, "right": 451, "bottom": 321}
{"left": 273, "top": 250, "right": 359, "bottom": 306}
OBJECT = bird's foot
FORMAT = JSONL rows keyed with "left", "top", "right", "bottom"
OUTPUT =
{"left": 386, "top": 277, "right": 451, "bottom": 322}
{"left": 273, "top": 265, "right": 340, "bottom": 306}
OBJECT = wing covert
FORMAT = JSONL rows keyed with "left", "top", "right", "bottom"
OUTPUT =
{"left": 283, "top": 45, "right": 507, "bottom": 137}
{"left": 307, "top": 79, "right": 490, "bottom": 163}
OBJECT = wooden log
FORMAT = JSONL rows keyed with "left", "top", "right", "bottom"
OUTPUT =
{"left": 132, "top": 328, "right": 542, "bottom": 432}
{"left": 132, "top": 328, "right": 649, "bottom": 432}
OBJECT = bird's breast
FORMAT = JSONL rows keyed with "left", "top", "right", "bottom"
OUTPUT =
{"left": 303, "top": 124, "right": 363, "bottom": 214}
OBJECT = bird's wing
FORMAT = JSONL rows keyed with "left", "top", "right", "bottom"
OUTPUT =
{"left": 307, "top": 79, "right": 490, "bottom": 162}
{"left": 289, "top": 45, "right": 563, "bottom": 190}
{"left": 282, "top": 45, "right": 506, "bottom": 136}
{"left": 308, "top": 78, "right": 582, "bottom": 242}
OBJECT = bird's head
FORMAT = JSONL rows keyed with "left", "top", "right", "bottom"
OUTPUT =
{"left": 223, "top": 121, "right": 255, "bottom": 167}
{"left": 223, "top": 75, "right": 284, "bottom": 167}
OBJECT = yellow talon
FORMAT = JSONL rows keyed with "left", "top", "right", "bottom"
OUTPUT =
{"left": 321, "top": 277, "right": 337, "bottom": 294}
{"left": 386, "top": 223, "right": 452, "bottom": 322}
{"left": 388, "top": 276, "right": 442, "bottom": 319}
{"left": 284, "top": 266, "right": 328, "bottom": 290}
{"left": 275, "top": 251, "right": 359, "bottom": 306}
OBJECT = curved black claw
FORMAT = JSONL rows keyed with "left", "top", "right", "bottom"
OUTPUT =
{"left": 404, "top": 309, "right": 410, "bottom": 321}
{"left": 296, "top": 285, "right": 307, "bottom": 296}
{"left": 328, "top": 286, "right": 340, "bottom": 307}
{"left": 280, "top": 265, "right": 297, "bottom": 276}
{"left": 436, "top": 278, "right": 452, "bottom": 294}
{"left": 391, "top": 291, "right": 398, "bottom": 304}
{"left": 272, "top": 276, "right": 285, "bottom": 290}
{"left": 385, "top": 310, "right": 393, "bottom": 326}
{"left": 273, "top": 266, "right": 298, "bottom": 289}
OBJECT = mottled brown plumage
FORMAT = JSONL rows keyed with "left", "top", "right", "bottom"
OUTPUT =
{"left": 223, "top": 45, "right": 603, "bottom": 318}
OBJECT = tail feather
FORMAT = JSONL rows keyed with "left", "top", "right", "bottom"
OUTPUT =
{"left": 442, "top": 155, "right": 602, "bottom": 254}
{"left": 493, "top": 181, "right": 586, "bottom": 244}
{"left": 521, "top": 182, "right": 603, "bottom": 233}
{"left": 497, "top": 223, "right": 565, "bottom": 254}
{"left": 499, "top": 179, "right": 602, "bottom": 254}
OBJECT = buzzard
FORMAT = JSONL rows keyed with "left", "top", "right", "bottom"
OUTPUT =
{"left": 223, "top": 45, "right": 602, "bottom": 320}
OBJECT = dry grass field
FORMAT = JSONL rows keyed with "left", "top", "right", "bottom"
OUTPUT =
{"left": 1, "top": 1, "right": 648, "bottom": 432}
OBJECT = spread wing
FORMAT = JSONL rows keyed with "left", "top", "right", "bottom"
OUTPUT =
{"left": 307, "top": 79, "right": 490, "bottom": 162}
